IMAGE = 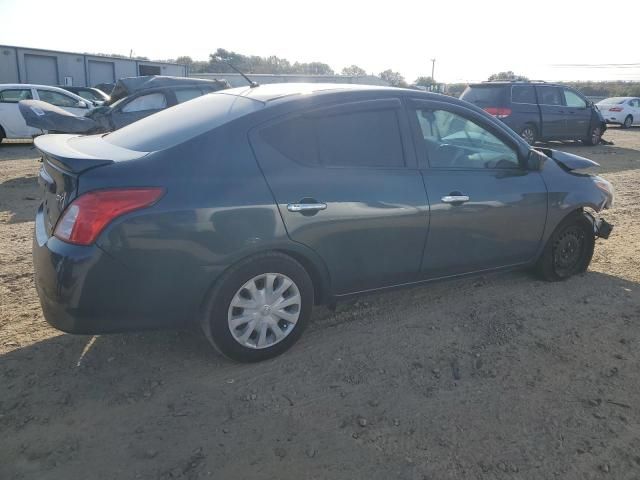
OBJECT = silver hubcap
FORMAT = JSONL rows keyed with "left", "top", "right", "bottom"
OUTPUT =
{"left": 592, "top": 128, "right": 601, "bottom": 143}
{"left": 227, "top": 273, "right": 301, "bottom": 349}
{"left": 521, "top": 128, "right": 535, "bottom": 144}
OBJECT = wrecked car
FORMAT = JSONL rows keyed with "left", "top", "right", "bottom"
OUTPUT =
{"left": 32, "top": 83, "right": 614, "bottom": 362}
{"left": 20, "top": 75, "right": 229, "bottom": 135}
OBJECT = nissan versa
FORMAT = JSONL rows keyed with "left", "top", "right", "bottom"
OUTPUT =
{"left": 33, "top": 83, "right": 614, "bottom": 362}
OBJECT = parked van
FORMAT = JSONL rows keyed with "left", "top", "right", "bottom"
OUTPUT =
{"left": 460, "top": 81, "right": 606, "bottom": 145}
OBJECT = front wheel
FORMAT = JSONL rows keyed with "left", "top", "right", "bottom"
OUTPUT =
{"left": 519, "top": 125, "right": 537, "bottom": 145}
{"left": 582, "top": 126, "right": 602, "bottom": 146}
{"left": 535, "top": 213, "right": 595, "bottom": 281}
{"left": 201, "top": 252, "right": 314, "bottom": 362}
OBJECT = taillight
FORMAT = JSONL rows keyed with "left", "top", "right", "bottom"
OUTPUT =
{"left": 54, "top": 188, "right": 164, "bottom": 245}
{"left": 483, "top": 107, "right": 512, "bottom": 118}
{"left": 609, "top": 107, "right": 623, "bottom": 112}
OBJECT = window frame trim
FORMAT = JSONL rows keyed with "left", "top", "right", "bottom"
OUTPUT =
{"left": 406, "top": 98, "right": 528, "bottom": 171}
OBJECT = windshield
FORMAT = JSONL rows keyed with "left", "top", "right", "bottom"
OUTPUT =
{"left": 104, "top": 93, "right": 263, "bottom": 152}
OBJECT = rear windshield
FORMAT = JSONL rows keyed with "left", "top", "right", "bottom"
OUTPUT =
{"left": 104, "top": 93, "right": 263, "bottom": 152}
{"left": 598, "top": 97, "right": 626, "bottom": 105}
{"left": 460, "top": 85, "right": 507, "bottom": 106}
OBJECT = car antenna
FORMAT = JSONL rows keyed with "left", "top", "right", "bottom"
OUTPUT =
{"left": 225, "top": 62, "right": 259, "bottom": 88}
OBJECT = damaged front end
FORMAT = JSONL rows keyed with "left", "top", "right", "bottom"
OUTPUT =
{"left": 535, "top": 147, "right": 615, "bottom": 240}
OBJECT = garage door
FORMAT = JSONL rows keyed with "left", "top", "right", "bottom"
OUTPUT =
{"left": 24, "top": 54, "right": 58, "bottom": 85}
{"left": 88, "top": 60, "right": 115, "bottom": 86}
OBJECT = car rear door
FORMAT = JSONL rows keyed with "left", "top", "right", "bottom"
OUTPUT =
{"left": 535, "top": 85, "right": 567, "bottom": 139}
{"left": 111, "top": 91, "right": 168, "bottom": 129}
{"left": 250, "top": 98, "right": 430, "bottom": 295}
{"left": 0, "top": 87, "right": 41, "bottom": 138}
{"left": 630, "top": 99, "right": 640, "bottom": 124}
{"left": 562, "top": 87, "right": 591, "bottom": 139}
{"left": 407, "top": 98, "right": 547, "bottom": 278}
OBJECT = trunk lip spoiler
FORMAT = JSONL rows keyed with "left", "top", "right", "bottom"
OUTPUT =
{"left": 34, "top": 134, "right": 149, "bottom": 173}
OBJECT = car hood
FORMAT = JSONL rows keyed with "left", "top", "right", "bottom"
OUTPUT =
{"left": 535, "top": 148, "right": 600, "bottom": 171}
{"left": 19, "top": 100, "right": 100, "bottom": 134}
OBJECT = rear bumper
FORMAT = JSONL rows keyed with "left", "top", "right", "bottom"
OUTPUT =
{"left": 33, "top": 205, "right": 199, "bottom": 334}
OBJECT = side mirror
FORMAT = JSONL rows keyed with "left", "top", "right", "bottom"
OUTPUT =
{"left": 527, "top": 149, "right": 545, "bottom": 171}
{"left": 77, "top": 100, "right": 88, "bottom": 108}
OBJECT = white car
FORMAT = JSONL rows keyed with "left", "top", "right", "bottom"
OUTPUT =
{"left": 596, "top": 96, "right": 640, "bottom": 129}
{"left": 0, "top": 84, "right": 93, "bottom": 142}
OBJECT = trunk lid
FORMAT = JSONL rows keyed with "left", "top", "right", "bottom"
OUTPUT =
{"left": 35, "top": 134, "right": 148, "bottom": 235}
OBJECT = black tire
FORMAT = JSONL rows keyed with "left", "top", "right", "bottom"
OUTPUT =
{"left": 622, "top": 115, "right": 633, "bottom": 129}
{"left": 582, "top": 125, "right": 602, "bottom": 146}
{"left": 0, "top": 125, "right": 5, "bottom": 144}
{"left": 519, "top": 124, "right": 537, "bottom": 145}
{"left": 535, "top": 212, "right": 595, "bottom": 281}
{"left": 200, "top": 252, "right": 314, "bottom": 362}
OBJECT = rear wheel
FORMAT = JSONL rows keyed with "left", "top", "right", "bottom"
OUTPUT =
{"left": 535, "top": 212, "right": 595, "bottom": 281}
{"left": 0, "top": 125, "right": 5, "bottom": 144}
{"left": 622, "top": 115, "right": 633, "bottom": 129}
{"left": 582, "top": 126, "right": 602, "bottom": 146}
{"left": 201, "top": 252, "right": 314, "bottom": 362}
{"left": 519, "top": 125, "right": 537, "bottom": 145}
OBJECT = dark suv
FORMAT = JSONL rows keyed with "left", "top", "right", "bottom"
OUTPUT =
{"left": 460, "top": 81, "right": 606, "bottom": 145}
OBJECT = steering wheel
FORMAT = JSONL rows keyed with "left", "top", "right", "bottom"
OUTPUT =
{"left": 437, "top": 143, "right": 467, "bottom": 167}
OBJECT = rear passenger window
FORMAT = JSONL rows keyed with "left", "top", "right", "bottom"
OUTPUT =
{"left": 175, "top": 88, "right": 205, "bottom": 104}
{"left": 260, "top": 107, "right": 405, "bottom": 168}
{"left": 536, "top": 86, "right": 563, "bottom": 106}
{"left": 0, "top": 89, "right": 33, "bottom": 103}
{"left": 511, "top": 86, "right": 536, "bottom": 104}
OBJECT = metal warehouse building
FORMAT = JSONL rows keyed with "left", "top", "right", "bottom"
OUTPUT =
{"left": 0, "top": 45, "right": 187, "bottom": 87}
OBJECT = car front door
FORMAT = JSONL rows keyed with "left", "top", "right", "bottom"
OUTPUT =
{"left": 111, "top": 92, "right": 168, "bottom": 129}
{"left": 630, "top": 99, "right": 640, "bottom": 124}
{"left": 535, "top": 85, "right": 567, "bottom": 139}
{"left": 35, "top": 89, "right": 89, "bottom": 116}
{"left": 408, "top": 99, "right": 547, "bottom": 278}
{"left": 562, "top": 88, "right": 591, "bottom": 138}
{"left": 250, "top": 98, "right": 430, "bottom": 294}
{"left": 0, "top": 87, "right": 41, "bottom": 138}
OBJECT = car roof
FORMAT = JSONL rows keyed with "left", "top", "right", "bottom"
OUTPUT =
{"left": 598, "top": 96, "right": 635, "bottom": 101}
{"left": 0, "top": 83, "right": 87, "bottom": 101}
{"left": 220, "top": 82, "right": 404, "bottom": 104}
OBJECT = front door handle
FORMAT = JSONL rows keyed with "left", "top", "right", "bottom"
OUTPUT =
{"left": 441, "top": 195, "right": 470, "bottom": 204}
{"left": 287, "top": 202, "right": 327, "bottom": 212}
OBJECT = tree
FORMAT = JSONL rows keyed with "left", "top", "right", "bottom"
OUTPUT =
{"left": 342, "top": 65, "right": 367, "bottom": 76}
{"left": 379, "top": 69, "right": 407, "bottom": 87}
{"left": 488, "top": 71, "right": 528, "bottom": 81}
{"left": 414, "top": 76, "right": 435, "bottom": 87}
{"left": 175, "top": 56, "right": 194, "bottom": 66}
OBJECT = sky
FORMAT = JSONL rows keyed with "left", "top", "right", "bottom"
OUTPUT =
{"left": 1, "top": 0, "right": 639, "bottom": 83}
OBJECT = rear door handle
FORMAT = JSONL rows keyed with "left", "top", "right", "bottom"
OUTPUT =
{"left": 287, "top": 202, "right": 327, "bottom": 212}
{"left": 441, "top": 195, "right": 470, "bottom": 204}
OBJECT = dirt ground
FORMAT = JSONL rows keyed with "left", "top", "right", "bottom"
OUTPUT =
{"left": 1, "top": 128, "right": 639, "bottom": 480}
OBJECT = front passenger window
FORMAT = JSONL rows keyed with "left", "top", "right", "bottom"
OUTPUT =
{"left": 415, "top": 109, "right": 519, "bottom": 169}
{"left": 563, "top": 89, "right": 587, "bottom": 108}
{"left": 121, "top": 93, "right": 167, "bottom": 113}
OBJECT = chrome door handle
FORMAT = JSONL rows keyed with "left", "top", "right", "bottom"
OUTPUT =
{"left": 441, "top": 195, "right": 470, "bottom": 204}
{"left": 287, "top": 202, "right": 327, "bottom": 212}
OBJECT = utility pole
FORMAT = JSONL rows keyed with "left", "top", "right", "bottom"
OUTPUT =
{"left": 430, "top": 58, "right": 436, "bottom": 82}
